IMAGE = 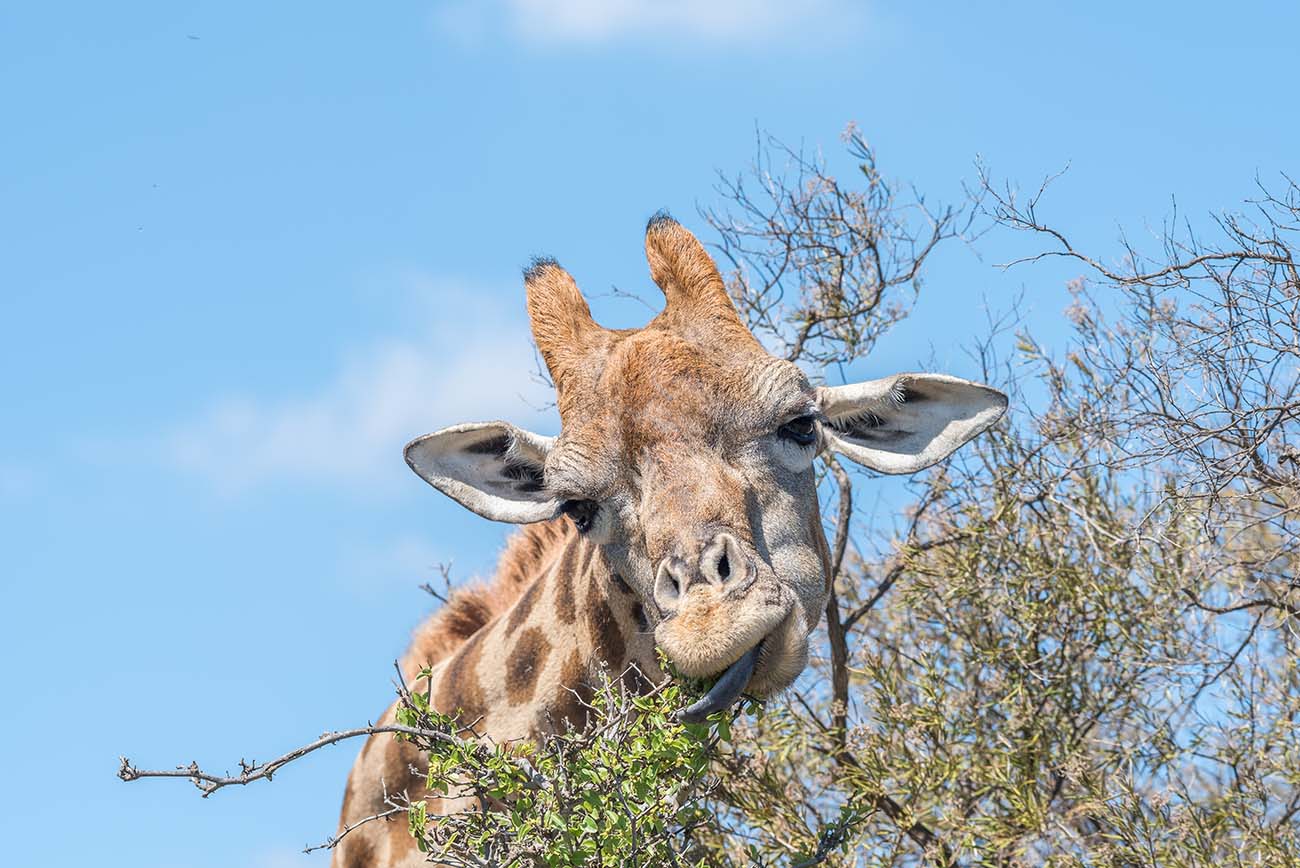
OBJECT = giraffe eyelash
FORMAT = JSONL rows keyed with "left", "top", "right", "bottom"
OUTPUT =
{"left": 830, "top": 408, "right": 886, "bottom": 432}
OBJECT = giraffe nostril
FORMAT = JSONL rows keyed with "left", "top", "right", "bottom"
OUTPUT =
{"left": 701, "top": 532, "right": 749, "bottom": 587}
{"left": 654, "top": 561, "right": 683, "bottom": 612}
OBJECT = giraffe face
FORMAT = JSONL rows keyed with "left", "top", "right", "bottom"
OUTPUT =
{"left": 404, "top": 216, "right": 1007, "bottom": 715}
{"left": 541, "top": 326, "right": 831, "bottom": 699}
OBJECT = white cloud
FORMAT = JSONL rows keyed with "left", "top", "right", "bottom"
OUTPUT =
{"left": 168, "top": 279, "right": 557, "bottom": 494}
{"left": 436, "top": 0, "right": 866, "bottom": 46}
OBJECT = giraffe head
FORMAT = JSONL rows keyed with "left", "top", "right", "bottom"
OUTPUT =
{"left": 406, "top": 215, "right": 1005, "bottom": 718}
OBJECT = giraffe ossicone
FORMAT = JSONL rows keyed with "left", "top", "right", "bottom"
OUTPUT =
{"left": 332, "top": 214, "right": 1006, "bottom": 868}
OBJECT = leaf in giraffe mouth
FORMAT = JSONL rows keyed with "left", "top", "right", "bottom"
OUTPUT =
{"left": 674, "top": 638, "right": 764, "bottom": 724}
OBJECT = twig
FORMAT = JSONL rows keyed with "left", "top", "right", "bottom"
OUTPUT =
{"left": 118, "top": 721, "right": 542, "bottom": 798}
{"left": 304, "top": 805, "right": 408, "bottom": 854}
{"left": 823, "top": 454, "right": 853, "bottom": 742}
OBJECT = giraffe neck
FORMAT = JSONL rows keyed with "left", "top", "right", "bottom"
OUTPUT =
{"left": 423, "top": 530, "right": 659, "bottom": 743}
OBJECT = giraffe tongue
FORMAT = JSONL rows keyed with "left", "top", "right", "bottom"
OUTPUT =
{"left": 675, "top": 641, "right": 762, "bottom": 724}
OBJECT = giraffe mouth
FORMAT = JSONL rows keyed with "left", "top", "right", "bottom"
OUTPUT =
{"left": 674, "top": 636, "right": 767, "bottom": 724}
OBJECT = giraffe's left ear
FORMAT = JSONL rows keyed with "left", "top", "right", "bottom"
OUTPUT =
{"left": 404, "top": 422, "right": 559, "bottom": 524}
{"left": 817, "top": 373, "right": 1007, "bottom": 475}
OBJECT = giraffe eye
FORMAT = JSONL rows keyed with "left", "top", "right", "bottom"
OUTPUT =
{"left": 559, "top": 499, "right": 598, "bottom": 533}
{"left": 777, "top": 414, "right": 818, "bottom": 447}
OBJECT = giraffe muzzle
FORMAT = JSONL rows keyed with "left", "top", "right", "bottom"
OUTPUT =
{"left": 674, "top": 636, "right": 765, "bottom": 723}
{"left": 653, "top": 531, "right": 755, "bottom": 615}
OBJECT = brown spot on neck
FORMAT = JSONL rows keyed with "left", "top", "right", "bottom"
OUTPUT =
{"left": 550, "top": 649, "right": 593, "bottom": 732}
{"left": 505, "top": 626, "right": 552, "bottom": 706}
{"left": 611, "top": 571, "right": 634, "bottom": 595}
{"left": 631, "top": 601, "right": 649, "bottom": 632}
{"left": 506, "top": 568, "right": 545, "bottom": 634}
{"left": 587, "top": 566, "right": 627, "bottom": 669}
{"left": 553, "top": 539, "right": 584, "bottom": 625}
{"left": 339, "top": 832, "right": 375, "bottom": 868}
{"left": 435, "top": 627, "right": 488, "bottom": 735}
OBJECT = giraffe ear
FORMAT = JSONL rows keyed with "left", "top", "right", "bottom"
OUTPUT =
{"left": 817, "top": 374, "right": 1007, "bottom": 475}
{"left": 404, "top": 422, "right": 559, "bottom": 524}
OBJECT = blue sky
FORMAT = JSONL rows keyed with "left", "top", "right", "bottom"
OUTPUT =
{"left": 2, "top": 2, "right": 1296, "bottom": 865}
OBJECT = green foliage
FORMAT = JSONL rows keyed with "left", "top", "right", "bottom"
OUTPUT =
{"left": 395, "top": 672, "right": 741, "bottom": 867}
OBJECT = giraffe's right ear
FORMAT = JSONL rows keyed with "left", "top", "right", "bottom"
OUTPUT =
{"left": 404, "top": 422, "right": 559, "bottom": 524}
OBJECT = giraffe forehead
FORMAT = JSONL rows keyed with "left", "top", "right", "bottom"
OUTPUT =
{"left": 547, "top": 332, "right": 814, "bottom": 494}
{"left": 612, "top": 332, "right": 810, "bottom": 428}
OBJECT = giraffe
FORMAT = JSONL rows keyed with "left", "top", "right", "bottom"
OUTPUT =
{"left": 332, "top": 214, "right": 1007, "bottom": 867}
